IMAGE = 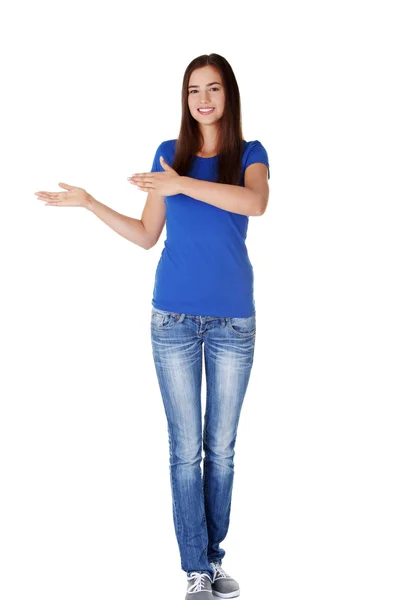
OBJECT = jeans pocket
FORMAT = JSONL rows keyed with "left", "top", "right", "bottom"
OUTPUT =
{"left": 226, "top": 314, "right": 256, "bottom": 337}
{"left": 151, "top": 309, "right": 181, "bottom": 330}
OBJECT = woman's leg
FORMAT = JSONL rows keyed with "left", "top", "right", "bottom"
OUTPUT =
{"left": 202, "top": 313, "right": 256, "bottom": 565}
{"left": 150, "top": 308, "right": 215, "bottom": 581}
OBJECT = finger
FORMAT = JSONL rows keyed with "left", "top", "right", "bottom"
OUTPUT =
{"left": 35, "top": 191, "right": 60, "bottom": 198}
{"left": 36, "top": 194, "right": 58, "bottom": 201}
{"left": 131, "top": 172, "right": 153, "bottom": 179}
{"left": 131, "top": 178, "right": 153, "bottom": 185}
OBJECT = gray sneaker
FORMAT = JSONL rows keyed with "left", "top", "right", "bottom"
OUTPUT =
{"left": 185, "top": 572, "right": 214, "bottom": 599}
{"left": 209, "top": 562, "right": 240, "bottom": 598}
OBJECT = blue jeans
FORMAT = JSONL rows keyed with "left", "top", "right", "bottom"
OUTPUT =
{"left": 150, "top": 306, "right": 256, "bottom": 581}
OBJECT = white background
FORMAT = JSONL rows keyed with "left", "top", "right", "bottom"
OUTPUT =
{"left": 1, "top": 1, "right": 399, "bottom": 599}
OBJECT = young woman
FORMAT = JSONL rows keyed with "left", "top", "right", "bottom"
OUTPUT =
{"left": 35, "top": 53, "right": 270, "bottom": 600}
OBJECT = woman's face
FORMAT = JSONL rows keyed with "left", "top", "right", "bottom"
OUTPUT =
{"left": 187, "top": 65, "right": 225, "bottom": 126}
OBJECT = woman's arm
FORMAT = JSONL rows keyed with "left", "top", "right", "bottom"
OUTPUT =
{"left": 179, "top": 177, "right": 263, "bottom": 216}
{"left": 86, "top": 195, "right": 152, "bottom": 250}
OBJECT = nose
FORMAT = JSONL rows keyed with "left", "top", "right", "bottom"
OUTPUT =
{"left": 199, "top": 93, "right": 211, "bottom": 103}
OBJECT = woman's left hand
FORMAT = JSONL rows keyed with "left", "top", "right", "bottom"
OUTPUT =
{"left": 127, "top": 156, "right": 182, "bottom": 196}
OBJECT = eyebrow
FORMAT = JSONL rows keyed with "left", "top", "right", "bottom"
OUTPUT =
{"left": 188, "top": 81, "right": 221, "bottom": 89}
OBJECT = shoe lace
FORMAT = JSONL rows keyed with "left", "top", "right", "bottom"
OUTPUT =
{"left": 187, "top": 572, "right": 212, "bottom": 592}
{"left": 213, "top": 562, "right": 229, "bottom": 579}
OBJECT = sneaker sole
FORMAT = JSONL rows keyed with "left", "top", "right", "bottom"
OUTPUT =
{"left": 212, "top": 590, "right": 240, "bottom": 598}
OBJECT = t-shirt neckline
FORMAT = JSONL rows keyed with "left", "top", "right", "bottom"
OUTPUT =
{"left": 193, "top": 154, "right": 219, "bottom": 159}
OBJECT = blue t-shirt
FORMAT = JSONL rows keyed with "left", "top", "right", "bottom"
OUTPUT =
{"left": 150, "top": 139, "right": 270, "bottom": 318}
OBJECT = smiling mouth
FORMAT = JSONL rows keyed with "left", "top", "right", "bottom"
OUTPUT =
{"left": 197, "top": 108, "right": 215, "bottom": 114}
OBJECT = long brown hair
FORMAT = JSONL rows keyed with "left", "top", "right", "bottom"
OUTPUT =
{"left": 171, "top": 53, "right": 244, "bottom": 186}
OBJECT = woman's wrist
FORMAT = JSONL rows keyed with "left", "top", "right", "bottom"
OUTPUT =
{"left": 85, "top": 193, "right": 95, "bottom": 211}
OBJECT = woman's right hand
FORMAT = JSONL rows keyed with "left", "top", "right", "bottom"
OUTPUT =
{"left": 35, "top": 182, "right": 92, "bottom": 209}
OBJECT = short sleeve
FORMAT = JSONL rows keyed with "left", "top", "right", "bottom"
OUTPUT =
{"left": 150, "top": 142, "right": 164, "bottom": 173}
{"left": 245, "top": 140, "right": 270, "bottom": 180}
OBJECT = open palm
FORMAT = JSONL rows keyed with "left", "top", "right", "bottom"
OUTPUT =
{"left": 35, "top": 182, "right": 90, "bottom": 208}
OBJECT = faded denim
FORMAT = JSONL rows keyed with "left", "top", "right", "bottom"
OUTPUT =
{"left": 150, "top": 306, "right": 256, "bottom": 581}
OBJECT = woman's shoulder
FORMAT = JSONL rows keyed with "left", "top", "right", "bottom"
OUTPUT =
{"left": 158, "top": 139, "right": 177, "bottom": 150}
{"left": 242, "top": 139, "right": 270, "bottom": 177}
{"left": 155, "top": 139, "right": 177, "bottom": 160}
{"left": 242, "top": 139, "right": 267, "bottom": 153}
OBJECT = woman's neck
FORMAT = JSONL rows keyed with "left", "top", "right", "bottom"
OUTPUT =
{"left": 196, "top": 126, "right": 219, "bottom": 157}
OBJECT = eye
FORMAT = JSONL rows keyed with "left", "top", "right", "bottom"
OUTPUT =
{"left": 188, "top": 87, "right": 220, "bottom": 94}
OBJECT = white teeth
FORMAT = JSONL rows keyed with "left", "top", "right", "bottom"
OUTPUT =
{"left": 198, "top": 108, "right": 214, "bottom": 113}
